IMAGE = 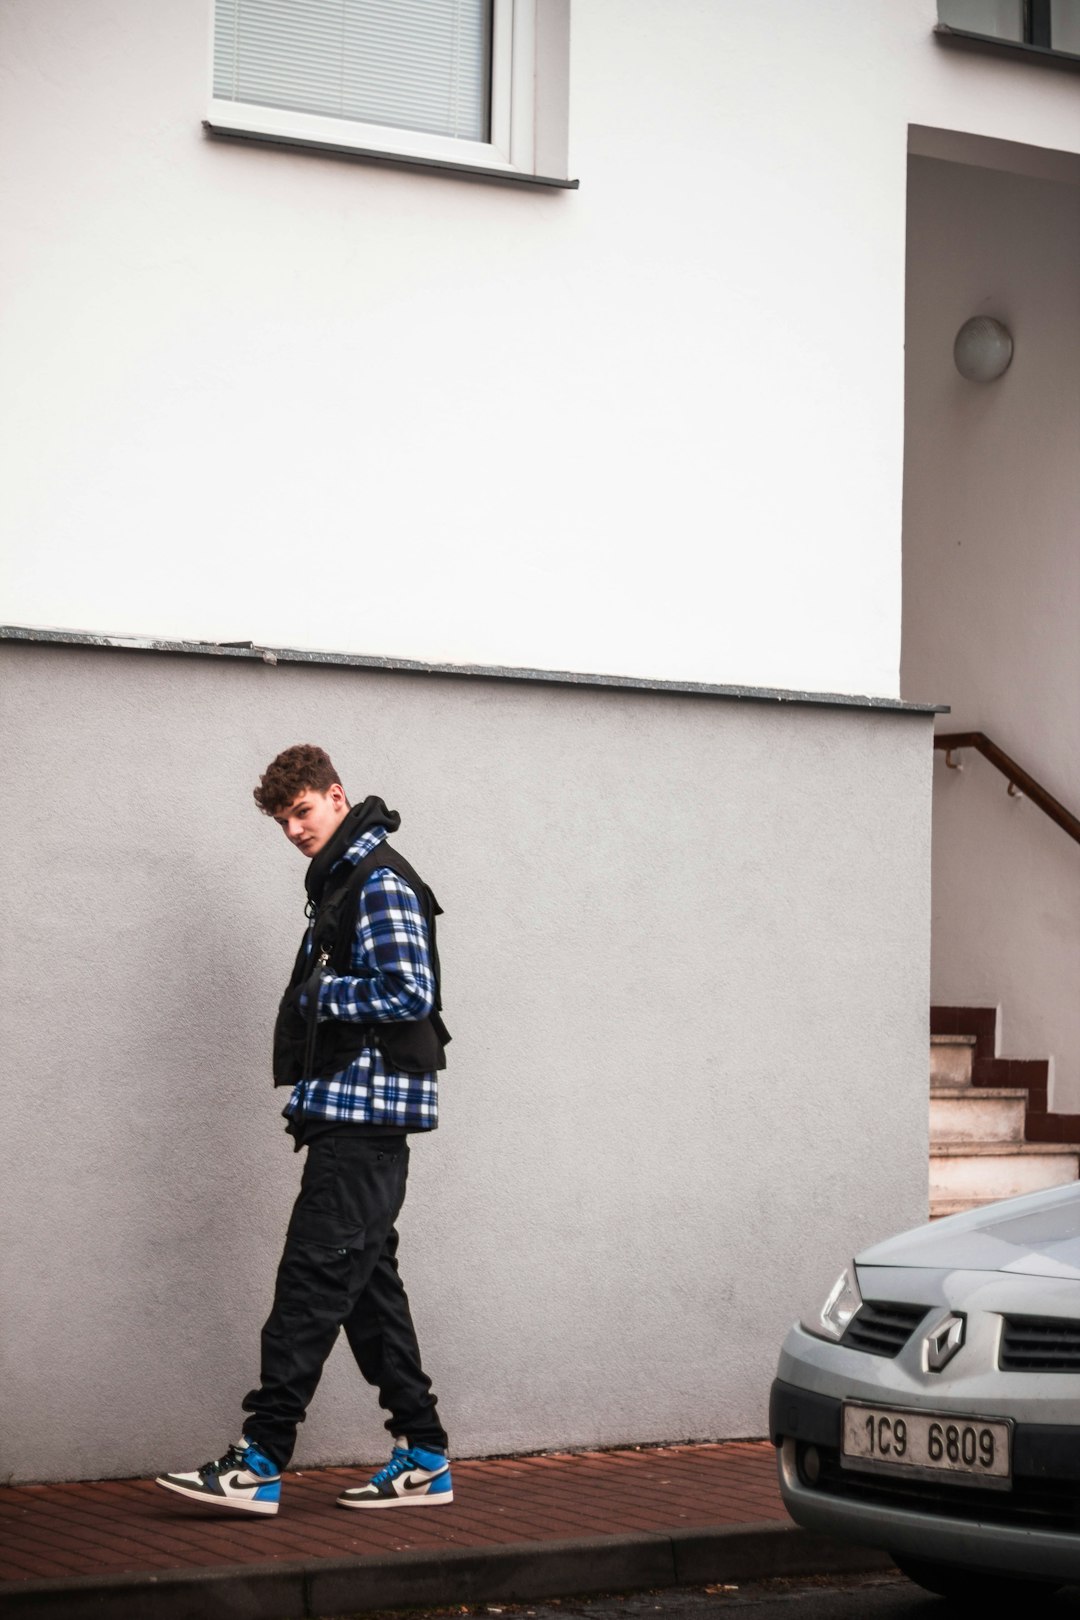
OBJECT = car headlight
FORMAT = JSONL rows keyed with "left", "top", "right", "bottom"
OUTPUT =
{"left": 801, "top": 1264, "right": 862, "bottom": 1343}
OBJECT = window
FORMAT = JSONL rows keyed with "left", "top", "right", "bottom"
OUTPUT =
{"left": 937, "top": 0, "right": 1080, "bottom": 55}
{"left": 207, "top": 0, "right": 574, "bottom": 187}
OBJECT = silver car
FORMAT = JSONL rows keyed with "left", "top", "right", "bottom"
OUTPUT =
{"left": 773, "top": 1181, "right": 1080, "bottom": 1602}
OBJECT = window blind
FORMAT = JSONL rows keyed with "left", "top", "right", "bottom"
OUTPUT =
{"left": 936, "top": 0, "right": 1023, "bottom": 39}
{"left": 1051, "top": 0, "right": 1080, "bottom": 54}
{"left": 213, "top": 0, "right": 493, "bottom": 144}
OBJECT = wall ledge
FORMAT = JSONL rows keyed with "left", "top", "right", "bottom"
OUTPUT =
{"left": 0, "top": 625, "right": 946, "bottom": 716}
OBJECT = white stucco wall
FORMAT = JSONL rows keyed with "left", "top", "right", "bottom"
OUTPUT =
{"left": 902, "top": 152, "right": 1080, "bottom": 1105}
{"left": 0, "top": 644, "right": 933, "bottom": 1483}
{"left": 4, "top": 2, "right": 1080, "bottom": 696}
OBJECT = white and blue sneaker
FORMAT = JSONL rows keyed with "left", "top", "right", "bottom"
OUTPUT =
{"left": 337, "top": 1440, "right": 453, "bottom": 1509}
{"left": 155, "top": 1438, "right": 281, "bottom": 1516}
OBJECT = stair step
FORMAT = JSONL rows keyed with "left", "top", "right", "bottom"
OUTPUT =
{"left": 931, "top": 1191, "right": 1067, "bottom": 1219}
{"left": 930, "top": 1092, "right": 1027, "bottom": 1146}
{"left": 930, "top": 1035, "right": 976, "bottom": 1088}
{"left": 930, "top": 1141, "right": 1080, "bottom": 1156}
{"left": 930, "top": 1143, "right": 1079, "bottom": 1209}
{"left": 930, "top": 1085, "right": 1027, "bottom": 1098}
{"left": 931, "top": 1199, "right": 996, "bottom": 1219}
{"left": 927, "top": 1012, "right": 1068, "bottom": 1216}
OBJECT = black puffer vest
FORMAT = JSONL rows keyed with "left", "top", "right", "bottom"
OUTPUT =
{"left": 272, "top": 803, "right": 449, "bottom": 1087}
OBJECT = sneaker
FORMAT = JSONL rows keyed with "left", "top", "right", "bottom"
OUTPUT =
{"left": 337, "top": 1440, "right": 453, "bottom": 1509}
{"left": 155, "top": 1438, "right": 281, "bottom": 1516}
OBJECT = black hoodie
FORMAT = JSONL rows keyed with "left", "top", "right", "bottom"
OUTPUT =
{"left": 304, "top": 796, "right": 401, "bottom": 909}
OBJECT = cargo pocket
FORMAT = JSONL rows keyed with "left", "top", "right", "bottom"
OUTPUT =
{"left": 286, "top": 1202, "right": 367, "bottom": 1254}
{"left": 287, "top": 1139, "right": 369, "bottom": 1253}
{"left": 274, "top": 1214, "right": 367, "bottom": 1326}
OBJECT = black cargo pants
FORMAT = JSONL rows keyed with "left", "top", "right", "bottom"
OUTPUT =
{"left": 241, "top": 1133, "right": 448, "bottom": 1470}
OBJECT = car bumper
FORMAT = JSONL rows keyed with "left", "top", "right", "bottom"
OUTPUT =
{"left": 771, "top": 1378, "right": 1080, "bottom": 1582}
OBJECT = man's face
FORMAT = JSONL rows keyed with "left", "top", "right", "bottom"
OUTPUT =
{"left": 274, "top": 783, "right": 348, "bottom": 859}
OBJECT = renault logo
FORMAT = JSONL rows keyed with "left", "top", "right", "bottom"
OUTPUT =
{"left": 924, "top": 1313, "right": 965, "bottom": 1372}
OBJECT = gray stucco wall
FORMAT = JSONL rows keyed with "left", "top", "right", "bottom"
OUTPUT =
{"left": 0, "top": 644, "right": 933, "bottom": 1484}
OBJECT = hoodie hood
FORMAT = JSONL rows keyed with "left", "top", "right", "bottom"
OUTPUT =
{"left": 304, "top": 794, "right": 401, "bottom": 907}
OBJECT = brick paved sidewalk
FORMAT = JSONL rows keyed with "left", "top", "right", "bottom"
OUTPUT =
{"left": 0, "top": 1441, "right": 882, "bottom": 1620}
{"left": 0, "top": 1442, "right": 782, "bottom": 1582}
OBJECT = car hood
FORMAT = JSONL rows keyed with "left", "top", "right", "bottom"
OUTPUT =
{"left": 858, "top": 1181, "right": 1080, "bottom": 1279}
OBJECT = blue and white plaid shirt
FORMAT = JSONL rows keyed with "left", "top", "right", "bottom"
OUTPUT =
{"left": 283, "top": 825, "right": 439, "bottom": 1131}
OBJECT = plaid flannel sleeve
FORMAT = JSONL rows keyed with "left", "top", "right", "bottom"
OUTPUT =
{"left": 316, "top": 867, "right": 436, "bottom": 1024}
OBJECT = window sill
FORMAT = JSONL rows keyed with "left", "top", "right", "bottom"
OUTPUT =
{"left": 933, "top": 23, "right": 1080, "bottom": 74}
{"left": 202, "top": 121, "right": 579, "bottom": 190}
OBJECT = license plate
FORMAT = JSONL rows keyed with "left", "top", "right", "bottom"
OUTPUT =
{"left": 841, "top": 1402, "right": 1012, "bottom": 1489}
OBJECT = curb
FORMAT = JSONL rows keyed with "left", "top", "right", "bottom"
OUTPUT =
{"left": 0, "top": 1522, "right": 891, "bottom": 1620}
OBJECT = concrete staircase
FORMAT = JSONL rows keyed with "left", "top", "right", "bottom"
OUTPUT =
{"left": 930, "top": 1031, "right": 1080, "bottom": 1218}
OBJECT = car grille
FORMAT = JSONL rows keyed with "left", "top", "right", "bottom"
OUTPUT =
{"left": 1000, "top": 1315, "right": 1080, "bottom": 1372}
{"left": 807, "top": 1446, "right": 1080, "bottom": 1534}
{"left": 840, "top": 1301, "right": 929, "bottom": 1358}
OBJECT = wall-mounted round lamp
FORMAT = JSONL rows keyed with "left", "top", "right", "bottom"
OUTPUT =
{"left": 953, "top": 316, "right": 1013, "bottom": 383}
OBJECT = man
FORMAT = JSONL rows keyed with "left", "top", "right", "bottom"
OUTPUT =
{"left": 156, "top": 744, "right": 451, "bottom": 1517}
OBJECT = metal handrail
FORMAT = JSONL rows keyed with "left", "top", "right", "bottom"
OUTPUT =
{"left": 934, "top": 732, "right": 1080, "bottom": 847}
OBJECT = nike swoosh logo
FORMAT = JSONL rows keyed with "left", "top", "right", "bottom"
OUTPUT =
{"left": 222, "top": 1472, "right": 263, "bottom": 1491}
{"left": 402, "top": 1469, "right": 448, "bottom": 1491}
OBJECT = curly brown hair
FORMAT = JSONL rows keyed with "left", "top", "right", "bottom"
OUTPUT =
{"left": 253, "top": 744, "right": 346, "bottom": 816}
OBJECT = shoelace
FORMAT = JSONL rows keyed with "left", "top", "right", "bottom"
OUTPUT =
{"left": 201, "top": 1444, "right": 276, "bottom": 1480}
{"left": 201, "top": 1446, "right": 246, "bottom": 1477}
{"left": 370, "top": 1448, "right": 417, "bottom": 1487}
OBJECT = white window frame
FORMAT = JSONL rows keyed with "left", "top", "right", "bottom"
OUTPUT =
{"left": 205, "top": 0, "right": 573, "bottom": 185}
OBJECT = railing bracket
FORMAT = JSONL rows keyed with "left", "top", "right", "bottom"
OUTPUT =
{"left": 944, "top": 749, "right": 963, "bottom": 770}
{"left": 933, "top": 731, "right": 1079, "bottom": 847}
